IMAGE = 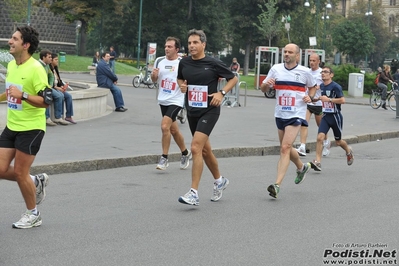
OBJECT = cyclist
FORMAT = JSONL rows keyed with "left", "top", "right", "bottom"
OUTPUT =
{"left": 377, "top": 65, "right": 395, "bottom": 110}
{"left": 393, "top": 69, "right": 399, "bottom": 90}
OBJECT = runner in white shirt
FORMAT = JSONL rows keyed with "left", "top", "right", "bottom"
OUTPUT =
{"left": 151, "top": 37, "right": 191, "bottom": 171}
{"left": 261, "top": 43, "right": 317, "bottom": 199}
{"left": 296, "top": 53, "right": 331, "bottom": 157}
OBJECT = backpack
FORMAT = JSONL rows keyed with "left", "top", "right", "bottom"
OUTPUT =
{"left": 374, "top": 73, "right": 380, "bottom": 85}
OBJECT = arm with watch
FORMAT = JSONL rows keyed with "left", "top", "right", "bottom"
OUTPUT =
{"left": 8, "top": 85, "right": 52, "bottom": 108}
{"left": 209, "top": 75, "right": 238, "bottom": 107}
{"left": 319, "top": 95, "right": 345, "bottom": 104}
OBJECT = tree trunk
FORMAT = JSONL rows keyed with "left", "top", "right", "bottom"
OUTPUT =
{"left": 79, "top": 21, "right": 88, "bottom": 56}
{"left": 243, "top": 41, "right": 251, "bottom": 76}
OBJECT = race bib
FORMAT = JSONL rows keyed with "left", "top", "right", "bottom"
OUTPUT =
{"left": 188, "top": 85, "right": 208, "bottom": 108}
{"left": 160, "top": 78, "right": 177, "bottom": 93}
{"left": 322, "top": 101, "right": 335, "bottom": 113}
{"left": 6, "top": 82, "right": 23, "bottom": 111}
{"left": 278, "top": 94, "right": 296, "bottom": 111}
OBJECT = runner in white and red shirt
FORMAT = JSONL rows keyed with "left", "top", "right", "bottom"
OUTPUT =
{"left": 151, "top": 37, "right": 191, "bottom": 171}
{"left": 261, "top": 43, "right": 317, "bottom": 199}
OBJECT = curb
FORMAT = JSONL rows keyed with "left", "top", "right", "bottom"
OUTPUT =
{"left": 30, "top": 131, "right": 399, "bottom": 175}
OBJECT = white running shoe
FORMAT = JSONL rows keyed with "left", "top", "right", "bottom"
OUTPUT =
{"left": 35, "top": 173, "right": 49, "bottom": 205}
{"left": 156, "top": 156, "right": 169, "bottom": 170}
{"left": 12, "top": 211, "right": 42, "bottom": 229}
{"left": 296, "top": 146, "right": 306, "bottom": 156}
{"left": 180, "top": 150, "right": 192, "bottom": 170}
{"left": 211, "top": 177, "right": 229, "bottom": 202}
{"left": 178, "top": 190, "right": 199, "bottom": 206}
{"left": 322, "top": 139, "right": 331, "bottom": 157}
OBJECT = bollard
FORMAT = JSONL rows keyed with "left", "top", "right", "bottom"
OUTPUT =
{"left": 395, "top": 90, "right": 399, "bottom": 118}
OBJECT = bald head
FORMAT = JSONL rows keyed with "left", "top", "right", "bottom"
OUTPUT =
{"left": 309, "top": 53, "right": 321, "bottom": 71}
{"left": 283, "top": 43, "right": 300, "bottom": 67}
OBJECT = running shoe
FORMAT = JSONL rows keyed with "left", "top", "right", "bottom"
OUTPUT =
{"left": 180, "top": 150, "right": 192, "bottom": 170}
{"left": 347, "top": 148, "right": 354, "bottom": 166}
{"left": 211, "top": 177, "right": 229, "bottom": 202}
{"left": 295, "top": 162, "right": 311, "bottom": 184}
{"left": 35, "top": 173, "right": 49, "bottom": 205}
{"left": 12, "top": 211, "right": 42, "bottom": 229}
{"left": 310, "top": 160, "right": 322, "bottom": 171}
{"left": 156, "top": 156, "right": 169, "bottom": 170}
{"left": 296, "top": 146, "right": 306, "bottom": 157}
{"left": 322, "top": 139, "right": 331, "bottom": 157}
{"left": 267, "top": 184, "right": 280, "bottom": 199}
{"left": 178, "top": 190, "right": 199, "bottom": 206}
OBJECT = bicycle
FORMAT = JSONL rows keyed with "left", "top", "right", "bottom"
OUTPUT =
{"left": 132, "top": 66, "right": 156, "bottom": 89}
{"left": 369, "top": 83, "right": 398, "bottom": 111}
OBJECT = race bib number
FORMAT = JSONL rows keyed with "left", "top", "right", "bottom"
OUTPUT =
{"left": 188, "top": 85, "right": 208, "bottom": 108}
{"left": 278, "top": 95, "right": 296, "bottom": 111}
{"left": 6, "top": 82, "right": 23, "bottom": 111}
{"left": 160, "top": 78, "right": 177, "bottom": 93}
{"left": 322, "top": 101, "right": 335, "bottom": 113}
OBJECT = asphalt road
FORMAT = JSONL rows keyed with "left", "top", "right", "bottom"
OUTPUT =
{"left": 0, "top": 139, "right": 398, "bottom": 266}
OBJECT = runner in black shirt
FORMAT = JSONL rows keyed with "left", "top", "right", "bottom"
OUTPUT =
{"left": 177, "top": 29, "right": 238, "bottom": 206}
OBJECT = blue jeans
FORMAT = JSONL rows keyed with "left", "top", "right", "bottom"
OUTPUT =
{"left": 62, "top": 91, "right": 74, "bottom": 118}
{"left": 109, "top": 60, "right": 115, "bottom": 73}
{"left": 45, "top": 89, "right": 64, "bottom": 119}
{"left": 103, "top": 84, "right": 125, "bottom": 109}
{"left": 377, "top": 82, "right": 387, "bottom": 100}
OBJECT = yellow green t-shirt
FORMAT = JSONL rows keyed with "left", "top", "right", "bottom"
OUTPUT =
{"left": 6, "top": 57, "right": 49, "bottom": 131}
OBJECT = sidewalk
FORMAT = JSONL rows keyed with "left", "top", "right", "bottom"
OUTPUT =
{"left": 29, "top": 73, "right": 399, "bottom": 174}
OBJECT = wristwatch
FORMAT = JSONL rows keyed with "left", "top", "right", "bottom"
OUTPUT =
{"left": 22, "top": 92, "right": 29, "bottom": 100}
{"left": 219, "top": 90, "right": 226, "bottom": 97}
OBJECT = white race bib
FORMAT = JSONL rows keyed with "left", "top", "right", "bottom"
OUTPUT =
{"left": 322, "top": 101, "right": 335, "bottom": 113}
{"left": 188, "top": 85, "right": 208, "bottom": 108}
{"left": 277, "top": 94, "right": 296, "bottom": 112}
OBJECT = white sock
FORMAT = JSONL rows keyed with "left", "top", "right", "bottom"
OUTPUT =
{"left": 190, "top": 188, "right": 198, "bottom": 196}
{"left": 300, "top": 143, "right": 305, "bottom": 149}
{"left": 214, "top": 176, "right": 223, "bottom": 184}
{"left": 29, "top": 207, "right": 38, "bottom": 216}
{"left": 30, "top": 175, "right": 38, "bottom": 186}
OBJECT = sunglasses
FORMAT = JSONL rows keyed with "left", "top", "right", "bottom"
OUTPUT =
{"left": 320, "top": 70, "right": 331, "bottom": 74}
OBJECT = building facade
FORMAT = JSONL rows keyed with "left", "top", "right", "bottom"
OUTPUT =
{"left": 0, "top": 0, "right": 77, "bottom": 54}
{"left": 337, "top": 0, "right": 399, "bottom": 36}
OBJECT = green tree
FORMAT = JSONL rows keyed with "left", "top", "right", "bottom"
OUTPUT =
{"left": 36, "top": 0, "right": 128, "bottom": 56}
{"left": 3, "top": 0, "right": 29, "bottom": 24}
{"left": 346, "top": 0, "right": 392, "bottom": 69}
{"left": 253, "top": 0, "right": 282, "bottom": 46}
{"left": 332, "top": 18, "right": 375, "bottom": 64}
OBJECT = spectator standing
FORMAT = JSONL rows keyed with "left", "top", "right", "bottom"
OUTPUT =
{"left": 230, "top": 57, "right": 240, "bottom": 73}
{"left": 151, "top": 37, "right": 191, "bottom": 171}
{"left": 109, "top": 46, "right": 116, "bottom": 73}
{"left": 92, "top": 51, "right": 100, "bottom": 67}
{"left": 1, "top": 26, "right": 50, "bottom": 229}
{"left": 96, "top": 52, "right": 128, "bottom": 112}
{"left": 177, "top": 29, "right": 238, "bottom": 206}
{"left": 50, "top": 53, "right": 76, "bottom": 124}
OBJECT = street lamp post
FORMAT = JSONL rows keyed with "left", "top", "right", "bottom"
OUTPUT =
{"left": 27, "top": 0, "right": 31, "bottom": 26}
{"left": 322, "top": 9, "right": 329, "bottom": 50}
{"left": 365, "top": 0, "right": 372, "bottom": 68}
{"left": 304, "top": 0, "right": 331, "bottom": 47}
{"left": 282, "top": 15, "right": 291, "bottom": 43}
{"left": 137, "top": 0, "right": 143, "bottom": 69}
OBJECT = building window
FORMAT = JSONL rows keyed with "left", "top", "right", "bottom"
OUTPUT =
{"left": 389, "top": 16, "right": 395, "bottom": 32}
{"left": 390, "top": 0, "right": 396, "bottom": 5}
